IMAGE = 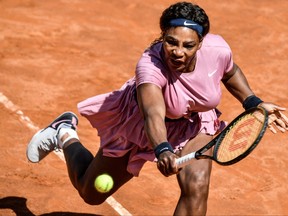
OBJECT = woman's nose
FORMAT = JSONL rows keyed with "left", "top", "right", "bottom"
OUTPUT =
{"left": 172, "top": 48, "right": 184, "bottom": 56}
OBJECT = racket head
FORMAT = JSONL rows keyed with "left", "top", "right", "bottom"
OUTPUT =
{"left": 213, "top": 107, "right": 268, "bottom": 165}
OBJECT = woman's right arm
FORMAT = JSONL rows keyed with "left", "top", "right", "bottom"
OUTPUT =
{"left": 136, "top": 83, "right": 178, "bottom": 176}
{"left": 137, "top": 83, "right": 167, "bottom": 147}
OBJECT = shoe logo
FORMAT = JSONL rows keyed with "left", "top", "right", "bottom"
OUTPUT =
{"left": 208, "top": 70, "right": 217, "bottom": 77}
{"left": 184, "top": 21, "right": 197, "bottom": 26}
{"left": 71, "top": 117, "right": 78, "bottom": 128}
{"left": 51, "top": 120, "right": 71, "bottom": 129}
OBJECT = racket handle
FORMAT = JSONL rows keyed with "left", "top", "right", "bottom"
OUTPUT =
{"left": 176, "top": 152, "right": 196, "bottom": 168}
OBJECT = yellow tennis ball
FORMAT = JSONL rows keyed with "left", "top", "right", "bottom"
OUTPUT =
{"left": 94, "top": 174, "right": 114, "bottom": 193}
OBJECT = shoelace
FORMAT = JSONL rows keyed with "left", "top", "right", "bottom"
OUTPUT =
{"left": 39, "top": 135, "right": 59, "bottom": 151}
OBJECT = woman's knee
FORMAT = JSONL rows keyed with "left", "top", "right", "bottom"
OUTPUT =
{"left": 78, "top": 187, "right": 110, "bottom": 205}
{"left": 81, "top": 194, "right": 108, "bottom": 205}
{"left": 191, "top": 173, "right": 210, "bottom": 196}
{"left": 178, "top": 169, "right": 211, "bottom": 197}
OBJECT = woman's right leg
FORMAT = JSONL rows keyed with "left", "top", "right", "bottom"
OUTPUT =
{"left": 63, "top": 140, "right": 134, "bottom": 205}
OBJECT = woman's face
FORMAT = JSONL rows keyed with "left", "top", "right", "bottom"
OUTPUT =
{"left": 162, "top": 27, "right": 202, "bottom": 73}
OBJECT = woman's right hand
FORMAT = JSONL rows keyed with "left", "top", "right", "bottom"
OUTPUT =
{"left": 157, "top": 151, "right": 180, "bottom": 177}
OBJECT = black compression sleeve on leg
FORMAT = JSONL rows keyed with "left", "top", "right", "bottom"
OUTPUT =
{"left": 63, "top": 142, "right": 94, "bottom": 189}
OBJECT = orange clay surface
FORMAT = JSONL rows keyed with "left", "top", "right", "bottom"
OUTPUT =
{"left": 0, "top": 0, "right": 288, "bottom": 215}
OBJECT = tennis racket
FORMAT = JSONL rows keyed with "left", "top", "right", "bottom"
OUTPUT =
{"left": 176, "top": 107, "right": 268, "bottom": 167}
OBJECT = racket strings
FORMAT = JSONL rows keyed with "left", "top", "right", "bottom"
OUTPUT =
{"left": 216, "top": 111, "right": 265, "bottom": 163}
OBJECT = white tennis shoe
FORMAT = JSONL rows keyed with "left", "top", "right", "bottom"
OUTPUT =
{"left": 26, "top": 111, "right": 78, "bottom": 163}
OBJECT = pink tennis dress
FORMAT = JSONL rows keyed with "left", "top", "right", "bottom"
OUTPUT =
{"left": 77, "top": 33, "right": 233, "bottom": 176}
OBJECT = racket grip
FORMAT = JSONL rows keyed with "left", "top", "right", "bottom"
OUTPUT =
{"left": 175, "top": 152, "right": 196, "bottom": 168}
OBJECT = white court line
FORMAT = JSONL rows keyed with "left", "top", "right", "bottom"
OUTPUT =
{"left": 0, "top": 92, "right": 132, "bottom": 216}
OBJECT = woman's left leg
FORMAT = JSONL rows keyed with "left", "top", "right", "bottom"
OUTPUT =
{"left": 63, "top": 141, "right": 134, "bottom": 205}
{"left": 173, "top": 133, "right": 213, "bottom": 216}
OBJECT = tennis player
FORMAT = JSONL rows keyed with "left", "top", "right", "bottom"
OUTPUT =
{"left": 26, "top": 2, "right": 288, "bottom": 215}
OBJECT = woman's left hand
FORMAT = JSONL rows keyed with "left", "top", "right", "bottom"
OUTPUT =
{"left": 259, "top": 102, "right": 288, "bottom": 133}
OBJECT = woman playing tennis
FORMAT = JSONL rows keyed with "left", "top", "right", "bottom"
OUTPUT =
{"left": 27, "top": 2, "right": 288, "bottom": 215}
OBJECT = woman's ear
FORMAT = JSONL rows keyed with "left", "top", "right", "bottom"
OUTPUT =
{"left": 198, "top": 39, "right": 203, "bottom": 50}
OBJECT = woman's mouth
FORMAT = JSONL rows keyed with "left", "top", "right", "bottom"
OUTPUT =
{"left": 169, "top": 58, "right": 186, "bottom": 71}
{"left": 170, "top": 58, "right": 184, "bottom": 66}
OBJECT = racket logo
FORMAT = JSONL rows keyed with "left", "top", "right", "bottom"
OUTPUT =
{"left": 228, "top": 118, "right": 256, "bottom": 152}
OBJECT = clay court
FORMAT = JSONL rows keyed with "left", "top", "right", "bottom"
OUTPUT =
{"left": 0, "top": 0, "right": 288, "bottom": 215}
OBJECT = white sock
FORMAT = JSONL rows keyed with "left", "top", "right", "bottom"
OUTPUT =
{"left": 58, "top": 128, "right": 79, "bottom": 148}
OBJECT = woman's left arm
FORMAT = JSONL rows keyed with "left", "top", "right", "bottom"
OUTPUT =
{"left": 222, "top": 63, "right": 288, "bottom": 133}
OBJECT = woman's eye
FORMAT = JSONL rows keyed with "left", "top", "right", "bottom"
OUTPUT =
{"left": 184, "top": 44, "right": 195, "bottom": 49}
{"left": 166, "top": 40, "right": 177, "bottom": 46}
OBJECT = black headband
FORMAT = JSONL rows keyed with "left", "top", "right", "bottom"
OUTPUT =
{"left": 169, "top": 18, "right": 203, "bottom": 36}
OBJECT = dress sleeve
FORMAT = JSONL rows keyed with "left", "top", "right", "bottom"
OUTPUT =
{"left": 205, "top": 34, "right": 234, "bottom": 76}
{"left": 135, "top": 48, "right": 167, "bottom": 89}
{"left": 218, "top": 36, "right": 234, "bottom": 74}
{"left": 223, "top": 47, "right": 234, "bottom": 74}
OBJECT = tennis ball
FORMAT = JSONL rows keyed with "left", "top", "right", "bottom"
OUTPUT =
{"left": 94, "top": 174, "right": 114, "bottom": 193}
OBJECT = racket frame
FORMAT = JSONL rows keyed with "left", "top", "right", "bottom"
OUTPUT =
{"left": 212, "top": 107, "right": 268, "bottom": 165}
{"left": 176, "top": 107, "right": 268, "bottom": 167}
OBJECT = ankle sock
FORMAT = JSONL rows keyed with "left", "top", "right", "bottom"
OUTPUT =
{"left": 58, "top": 128, "right": 79, "bottom": 148}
